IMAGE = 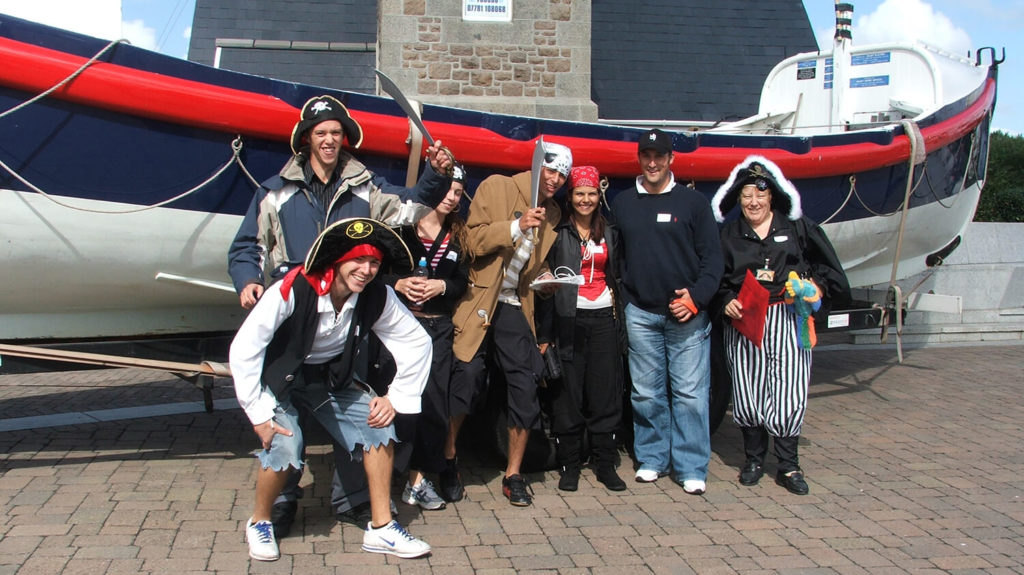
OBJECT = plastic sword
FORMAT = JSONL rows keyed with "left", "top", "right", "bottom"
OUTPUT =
{"left": 374, "top": 68, "right": 456, "bottom": 176}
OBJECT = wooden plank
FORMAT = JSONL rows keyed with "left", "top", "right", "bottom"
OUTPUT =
{"left": 0, "top": 343, "right": 231, "bottom": 377}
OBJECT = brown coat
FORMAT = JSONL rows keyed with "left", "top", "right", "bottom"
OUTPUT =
{"left": 452, "top": 171, "right": 561, "bottom": 362}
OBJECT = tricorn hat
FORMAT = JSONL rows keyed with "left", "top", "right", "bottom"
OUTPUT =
{"left": 304, "top": 217, "right": 413, "bottom": 275}
{"left": 290, "top": 95, "right": 364, "bottom": 155}
{"left": 711, "top": 155, "right": 802, "bottom": 223}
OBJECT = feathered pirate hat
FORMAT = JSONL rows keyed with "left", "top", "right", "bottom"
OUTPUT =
{"left": 305, "top": 218, "right": 413, "bottom": 276}
{"left": 290, "top": 95, "right": 364, "bottom": 155}
{"left": 711, "top": 155, "right": 803, "bottom": 223}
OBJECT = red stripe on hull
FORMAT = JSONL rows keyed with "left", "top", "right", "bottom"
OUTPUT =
{"left": 0, "top": 36, "right": 994, "bottom": 181}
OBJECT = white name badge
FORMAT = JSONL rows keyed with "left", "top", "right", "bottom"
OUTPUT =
{"left": 774, "top": 235, "right": 789, "bottom": 243}
{"left": 591, "top": 244, "right": 605, "bottom": 254}
{"left": 657, "top": 213, "right": 671, "bottom": 223}
{"left": 445, "top": 250, "right": 458, "bottom": 261}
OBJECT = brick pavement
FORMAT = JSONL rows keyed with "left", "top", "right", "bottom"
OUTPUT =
{"left": 0, "top": 343, "right": 1022, "bottom": 574}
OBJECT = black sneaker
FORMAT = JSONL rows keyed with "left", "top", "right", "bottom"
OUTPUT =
{"left": 335, "top": 501, "right": 373, "bottom": 527}
{"left": 775, "top": 470, "right": 810, "bottom": 495}
{"left": 739, "top": 461, "right": 764, "bottom": 486}
{"left": 270, "top": 500, "right": 297, "bottom": 538}
{"left": 440, "top": 457, "right": 465, "bottom": 502}
{"left": 501, "top": 474, "right": 533, "bottom": 506}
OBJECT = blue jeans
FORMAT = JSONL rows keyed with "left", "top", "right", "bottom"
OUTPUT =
{"left": 625, "top": 304, "right": 712, "bottom": 482}
{"left": 257, "top": 380, "right": 398, "bottom": 472}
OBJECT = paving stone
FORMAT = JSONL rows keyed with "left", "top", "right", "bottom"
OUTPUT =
{"left": 1, "top": 346, "right": 1023, "bottom": 573}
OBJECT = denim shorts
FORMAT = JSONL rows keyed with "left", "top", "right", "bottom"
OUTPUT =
{"left": 255, "top": 380, "right": 398, "bottom": 472}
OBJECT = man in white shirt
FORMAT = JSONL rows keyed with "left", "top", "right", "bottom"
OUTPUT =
{"left": 230, "top": 217, "right": 432, "bottom": 561}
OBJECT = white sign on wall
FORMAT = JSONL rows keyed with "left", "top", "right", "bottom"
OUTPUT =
{"left": 463, "top": 0, "right": 512, "bottom": 22}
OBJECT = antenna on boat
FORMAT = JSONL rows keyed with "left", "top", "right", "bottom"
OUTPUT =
{"left": 833, "top": 2, "right": 853, "bottom": 44}
{"left": 830, "top": 2, "right": 854, "bottom": 131}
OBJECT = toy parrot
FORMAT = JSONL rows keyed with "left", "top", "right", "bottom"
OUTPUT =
{"left": 783, "top": 271, "right": 821, "bottom": 349}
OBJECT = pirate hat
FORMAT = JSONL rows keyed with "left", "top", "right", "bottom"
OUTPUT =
{"left": 304, "top": 217, "right": 413, "bottom": 275}
{"left": 711, "top": 155, "right": 803, "bottom": 223}
{"left": 290, "top": 95, "right": 364, "bottom": 155}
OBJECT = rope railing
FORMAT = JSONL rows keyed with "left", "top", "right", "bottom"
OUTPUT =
{"left": 0, "top": 38, "right": 262, "bottom": 213}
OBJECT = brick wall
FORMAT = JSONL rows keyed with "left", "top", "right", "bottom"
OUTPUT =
{"left": 378, "top": 0, "right": 597, "bottom": 121}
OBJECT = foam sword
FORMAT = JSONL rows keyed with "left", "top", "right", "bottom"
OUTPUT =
{"left": 374, "top": 68, "right": 456, "bottom": 177}
{"left": 530, "top": 136, "right": 545, "bottom": 209}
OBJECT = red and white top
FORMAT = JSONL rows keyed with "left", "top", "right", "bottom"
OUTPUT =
{"left": 577, "top": 238, "right": 613, "bottom": 310}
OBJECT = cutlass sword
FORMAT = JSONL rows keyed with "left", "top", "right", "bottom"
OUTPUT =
{"left": 374, "top": 68, "right": 456, "bottom": 177}
{"left": 530, "top": 136, "right": 545, "bottom": 209}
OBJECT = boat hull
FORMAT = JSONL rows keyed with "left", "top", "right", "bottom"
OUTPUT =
{"left": 0, "top": 14, "right": 998, "bottom": 341}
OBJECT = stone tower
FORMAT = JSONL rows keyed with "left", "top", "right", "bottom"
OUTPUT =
{"left": 377, "top": 0, "right": 597, "bottom": 121}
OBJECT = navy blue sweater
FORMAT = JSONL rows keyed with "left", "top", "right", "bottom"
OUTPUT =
{"left": 611, "top": 183, "right": 724, "bottom": 315}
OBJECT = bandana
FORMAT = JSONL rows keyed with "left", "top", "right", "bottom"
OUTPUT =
{"left": 542, "top": 142, "right": 573, "bottom": 177}
{"left": 280, "top": 243, "right": 383, "bottom": 298}
{"left": 570, "top": 165, "right": 600, "bottom": 189}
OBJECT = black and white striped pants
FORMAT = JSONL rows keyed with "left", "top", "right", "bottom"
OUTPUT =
{"left": 724, "top": 303, "right": 811, "bottom": 437}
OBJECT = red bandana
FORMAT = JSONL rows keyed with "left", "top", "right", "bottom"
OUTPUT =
{"left": 279, "top": 243, "right": 383, "bottom": 298}
{"left": 570, "top": 165, "right": 600, "bottom": 189}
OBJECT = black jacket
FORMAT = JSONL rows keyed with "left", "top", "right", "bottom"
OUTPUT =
{"left": 715, "top": 210, "right": 850, "bottom": 316}
{"left": 536, "top": 219, "right": 623, "bottom": 360}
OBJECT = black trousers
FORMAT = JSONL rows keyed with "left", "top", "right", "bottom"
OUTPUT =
{"left": 392, "top": 315, "right": 453, "bottom": 475}
{"left": 549, "top": 307, "right": 623, "bottom": 436}
{"left": 450, "top": 303, "right": 544, "bottom": 429}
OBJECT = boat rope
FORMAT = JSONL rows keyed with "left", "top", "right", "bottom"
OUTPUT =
{"left": 0, "top": 37, "right": 263, "bottom": 214}
{"left": 0, "top": 136, "right": 260, "bottom": 214}
{"left": 819, "top": 121, "right": 934, "bottom": 224}
{"left": 922, "top": 131, "right": 974, "bottom": 210}
{"left": 0, "top": 38, "right": 125, "bottom": 121}
{"left": 818, "top": 176, "right": 856, "bottom": 225}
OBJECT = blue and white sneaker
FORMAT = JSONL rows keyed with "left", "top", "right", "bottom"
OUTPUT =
{"left": 362, "top": 520, "right": 431, "bottom": 558}
{"left": 245, "top": 518, "right": 279, "bottom": 561}
{"left": 402, "top": 479, "right": 447, "bottom": 510}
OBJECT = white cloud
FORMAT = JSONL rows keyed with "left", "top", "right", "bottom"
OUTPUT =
{"left": 0, "top": 0, "right": 121, "bottom": 39}
{"left": 121, "top": 18, "right": 157, "bottom": 51}
{"left": 815, "top": 0, "right": 973, "bottom": 56}
{"left": 857, "top": 0, "right": 972, "bottom": 55}
{"left": 181, "top": 26, "right": 193, "bottom": 58}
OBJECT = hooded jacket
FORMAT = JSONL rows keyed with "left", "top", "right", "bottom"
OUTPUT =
{"left": 228, "top": 151, "right": 447, "bottom": 292}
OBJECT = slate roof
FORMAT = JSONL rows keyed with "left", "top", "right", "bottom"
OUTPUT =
{"left": 187, "top": 0, "right": 377, "bottom": 93}
{"left": 187, "top": 0, "right": 819, "bottom": 120}
{"left": 591, "top": 0, "right": 819, "bottom": 122}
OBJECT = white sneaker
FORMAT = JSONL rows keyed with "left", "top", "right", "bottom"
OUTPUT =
{"left": 402, "top": 479, "right": 447, "bottom": 510}
{"left": 683, "top": 479, "right": 707, "bottom": 495}
{"left": 634, "top": 469, "right": 660, "bottom": 483}
{"left": 245, "top": 518, "right": 280, "bottom": 561}
{"left": 362, "top": 520, "right": 431, "bottom": 558}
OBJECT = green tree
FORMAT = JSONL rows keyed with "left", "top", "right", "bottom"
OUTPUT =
{"left": 975, "top": 130, "right": 1024, "bottom": 222}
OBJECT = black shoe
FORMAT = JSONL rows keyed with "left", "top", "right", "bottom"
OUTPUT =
{"left": 739, "top": 461, "right": 764, "bottom": 486}
{"left": 270, "top": 500, "right": 297, "bottom": 538}
{"left": 595, "top": 466, "right": 627, "bottom": 491}
{"left": 502, "top": 474, "right": 533, "bottom": 506}
{"left": 558, "top": 467, "right": 580, "bottom": 492}
{"left": 775, "top": 470, "right": 809, "bottom": 495}
{"left": 335, "top": 501, "right": 372, "bottom": 527}
{"left": 440, "top": 457, "right": 465, "bottom": 502}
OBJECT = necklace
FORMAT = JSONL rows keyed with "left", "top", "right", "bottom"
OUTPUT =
{"left": 574, "top": 222, "right": 591, "bottom": 245}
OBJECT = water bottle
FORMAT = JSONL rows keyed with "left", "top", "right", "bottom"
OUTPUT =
{"left": 410, "top": 257, "right": 429, "bottom": 309}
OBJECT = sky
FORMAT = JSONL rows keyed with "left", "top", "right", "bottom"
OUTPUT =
{"left": 1, "top": 0, "right": 1019, "bottom": 134}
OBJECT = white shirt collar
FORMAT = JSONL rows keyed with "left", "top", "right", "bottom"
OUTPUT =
{"left": 634, "top": 173, "right": 676, "bottom": 195}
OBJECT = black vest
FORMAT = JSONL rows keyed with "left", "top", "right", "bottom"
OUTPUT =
{"left": 261, "top": 277, "right": 388, "bottom": 402}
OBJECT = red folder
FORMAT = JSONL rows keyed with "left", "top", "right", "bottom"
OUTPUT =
{"left": 731, "top": 269, "right": 770, "bottom": 348}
